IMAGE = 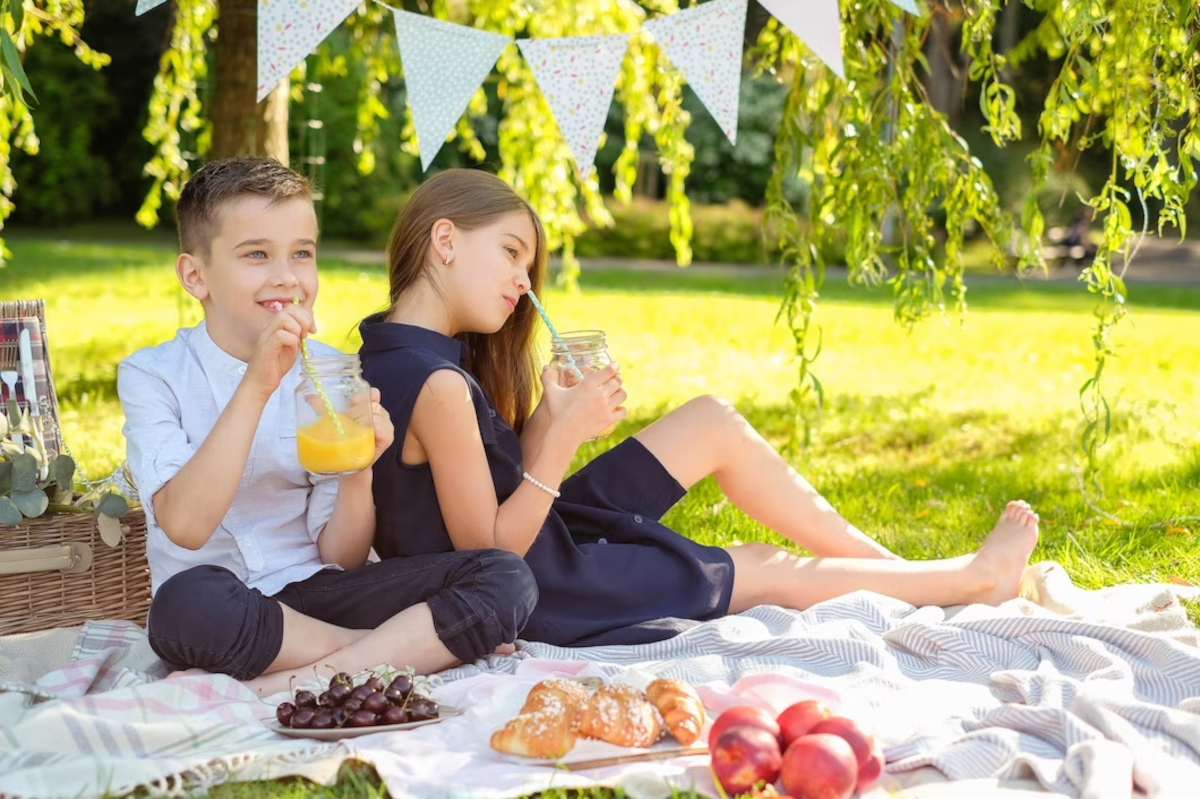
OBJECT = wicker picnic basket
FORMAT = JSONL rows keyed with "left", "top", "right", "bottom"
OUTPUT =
{"left": 0, "top": 299, "right": 152, "bottom": 635}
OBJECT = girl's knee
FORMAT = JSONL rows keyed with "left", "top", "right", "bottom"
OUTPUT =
{"left": 685, "top": 394, "right": 743, "bottom": 431}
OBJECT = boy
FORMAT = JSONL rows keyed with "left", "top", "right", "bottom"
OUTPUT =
{"left": 118, "top": 156, "right": 537, "bottom": 696}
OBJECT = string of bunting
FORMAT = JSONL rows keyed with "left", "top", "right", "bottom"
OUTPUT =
{"left": 136, "top": 0, "right": 920, "bottom": 176}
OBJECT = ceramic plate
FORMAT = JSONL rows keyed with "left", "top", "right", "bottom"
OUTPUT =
{"left": 268, "top": 705, "right": 461, "bottom": 740}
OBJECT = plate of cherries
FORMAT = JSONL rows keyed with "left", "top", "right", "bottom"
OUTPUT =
{"left": 270, "top": 670, "right": 459, "bottom": 740}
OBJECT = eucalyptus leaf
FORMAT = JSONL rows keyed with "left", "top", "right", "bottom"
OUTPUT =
{"left": 97, "top": 492, "right": 128, "bottom": 520}
{"left": 0, "top": 29, "right": 35, "bottom": 100}
{"left": 0, "top": 460, "right": 11, "bottom": 495}
{"left": 0, "top": 496, "right": 21, "bottom": 526}
{"left": 11, "top": 487, "right": 48, "bottom": 518}
{"left": 97, "top": 513, "right": 123, "bottom": 547}
{"left": 11, "top": 0, "right": 23, "bottom": 33}
{"left": 12, "top": 453, "right": 36, "bottom": 491}
{"left": 0, "top": 439, "right": 24, "bottom": 458}
{"left": 52, "top": 455, "right": 76, "bottom": 503}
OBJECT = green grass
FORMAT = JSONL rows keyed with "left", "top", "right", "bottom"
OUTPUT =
{"left": 4, "top": 236, "right": 1199, "bottom": 798}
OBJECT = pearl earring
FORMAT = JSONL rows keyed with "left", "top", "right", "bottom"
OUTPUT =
{"left": 443, "top": 253, "right": 453, "bottom": 265}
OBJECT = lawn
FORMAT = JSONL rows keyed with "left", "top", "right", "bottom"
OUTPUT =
{"left": 3, "top": 235, "right": 1199, "bottom": 797}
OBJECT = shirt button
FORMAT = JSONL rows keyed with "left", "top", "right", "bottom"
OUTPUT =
{"left": 633, "top": 515, "right": 643, "bottom": 524}
{"left": 488, "top": 408, "right": 496, "bottom": 417}
{"left": 237, "top": 365, "right": 246, "bottom": 375}
{"left": 598, "top": 538, "right": 608, "bottom": 545}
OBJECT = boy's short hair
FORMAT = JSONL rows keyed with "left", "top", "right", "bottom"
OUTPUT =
{"left": 177, "top": 156, "right": 312, "bottom": 259}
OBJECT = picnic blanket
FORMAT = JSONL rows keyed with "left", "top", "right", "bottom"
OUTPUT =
{"left": 1, "top": 562, "right": 1198, "bottom": 799}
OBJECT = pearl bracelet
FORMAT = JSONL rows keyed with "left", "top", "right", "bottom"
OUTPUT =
{"left": 522, "top": 471, "right": 561, "bottom": 498}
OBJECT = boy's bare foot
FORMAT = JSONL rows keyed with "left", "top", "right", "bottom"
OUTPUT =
{"left": 967, "top": 500, "right": 1040, "bottom": 605}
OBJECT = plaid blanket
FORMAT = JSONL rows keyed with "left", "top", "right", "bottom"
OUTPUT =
{"left": 1, "top": 563, "right": 1198, "bottom": 799}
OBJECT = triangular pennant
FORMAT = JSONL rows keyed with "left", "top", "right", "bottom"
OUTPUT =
{"left": 257, "top": 0, "right": 360, "bottom": 102}
{"left": 644, "top": 0, "right": 748, "bottom": 145}
{"left": 757, "top": 0, "right": 845, "bottom": 79}
{"left": 135, "top": 0, "right": 168, "bottom": 14}
{"left": 890, "top": 0, "right": 920, "bottom": 13}
{"left": 392, "top": 10, "right": 511, "bottom": 171}
{"left": 517, "top": 35, "right": 630, "bottom": 175}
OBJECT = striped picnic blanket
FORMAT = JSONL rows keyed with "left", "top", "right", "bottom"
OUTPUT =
{"left": 1, "top": 562, "right": 1198, "bottom": 799}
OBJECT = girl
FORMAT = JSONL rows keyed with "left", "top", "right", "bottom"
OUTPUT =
{"left": 360, "top": 170, "right": 1040, "bottom": 647}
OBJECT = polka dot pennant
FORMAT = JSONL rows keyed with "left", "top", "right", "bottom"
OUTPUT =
{"left": 392, "top": 10, "right": 512, "bottom": 172}
{"left": 257, "top": 0, "right": 360, "bottom": 102}
{"left": 758, "top": 0, "right": 846, "bottom": 79}
{"left": 644, "top": 0, "right": 748, "bottom": 146}
{"left": 517, "top": 35, "right": 630, "bottom": 176}
{"left": 135, "top": 0, "right": 167, "bottom": 15}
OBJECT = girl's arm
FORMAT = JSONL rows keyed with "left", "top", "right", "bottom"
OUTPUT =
{"left": 412, "top": 366, "right": 623, "bottom": 556}
{"left": 518, "top": 398, "right": 553, "bottom": 465}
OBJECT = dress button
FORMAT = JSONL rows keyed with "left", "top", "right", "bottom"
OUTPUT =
{"left": 633, "top": 515, "right": 643, "bottom": 524}
{"left": 597, "top": 538, "right": 608, "bottom": 545}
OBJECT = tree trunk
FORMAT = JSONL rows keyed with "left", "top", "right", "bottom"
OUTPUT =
{"left": 208, "top": 0, "right": 289, "bottom": 163}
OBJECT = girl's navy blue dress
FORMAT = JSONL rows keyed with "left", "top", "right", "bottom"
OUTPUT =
{"left": 360, "top": 320, "right": 735, "bottom": 647}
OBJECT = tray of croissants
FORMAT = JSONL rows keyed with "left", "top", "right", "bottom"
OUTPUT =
{"left": 489, "top": 676, "right": 709, "bottom": 766}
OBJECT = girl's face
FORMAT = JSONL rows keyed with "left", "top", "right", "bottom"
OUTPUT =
{"left": 439, "top": 211, "right": 537, "bottom": 334}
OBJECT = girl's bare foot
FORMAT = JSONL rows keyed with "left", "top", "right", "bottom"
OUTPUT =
{"left": 166, "top": 667, "right": 210, "bottom": 680}
{"left": 968, "top": 500, "right": 1040, "bottom": 605}
{"left": 241, "top": 670, "right": 292, "bottom": 700}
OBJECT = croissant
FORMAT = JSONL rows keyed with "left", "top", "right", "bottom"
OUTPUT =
{"left": 490, "top": 709, "right": 578, "bottom": 759}
{"left": 577, "top": 683, "right": 664, "bottom": 748}
{"left": 520, "top": 678, "right": 590, "bottom": 721}
{"left": 645, "top": 678, "right": 706, "bottom": 745}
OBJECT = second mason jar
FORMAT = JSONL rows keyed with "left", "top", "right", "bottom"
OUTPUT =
{"left": 294, "top": 352, "right": 375, "bottom": 475}
{"left": 549, "top": 330, "right": 618, "bottom": 440}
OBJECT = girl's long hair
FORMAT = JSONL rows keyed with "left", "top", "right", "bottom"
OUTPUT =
{"left": 383, "top": 169, "right": 547, "bottom": 432}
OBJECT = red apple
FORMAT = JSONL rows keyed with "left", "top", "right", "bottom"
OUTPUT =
{"left": 776, "top": 700, "right": 833, "bottom": 750}
{"left": 857, "top": 743, "right": 886, "bottom": 790}
{"left": 708, "top": 705, "right": 782, "bottom": 751}
{"left": 809, "top": 716, "right": 878, "bottom": 788}
{"left": 710, "top": 726, "right": 783, "bottom": 797}
{"left": 779, "top": 734, "right": 857, "bottom": 799}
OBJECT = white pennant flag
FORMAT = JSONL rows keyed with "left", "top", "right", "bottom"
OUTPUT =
{"left": 644, "top": 0, "right": 748, "bottom": 145}
{"left": 758, "top": 0, "right": 845, "bottom": 79}
{"left": 135, "top": 0, "right": 167, "bottom": 14}
{"left": 518, "top": 35, "right": 630, "bottom": 175}
{"left": 257, "top": 0, "right": 359, "bottom": 102}
{"left": 891, "top": 0, "right": 920, "bottom": 13}
{"left": 392, "top": 10, "right": 511, "bottom": 171}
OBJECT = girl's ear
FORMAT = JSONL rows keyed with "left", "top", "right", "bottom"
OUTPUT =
{"left": 431, "top": 218, "right": 455, "bottom": 265}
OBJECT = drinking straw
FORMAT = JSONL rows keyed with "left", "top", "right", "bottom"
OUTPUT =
{"left": 292, "top": 298, "right": 345, "bottom": 437}
{"left": 525, "top": 290, "right": 585, "bottom": 382}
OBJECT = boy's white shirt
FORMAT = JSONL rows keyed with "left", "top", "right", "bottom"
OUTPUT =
{"left": 118, "top": 320, "right": 342, "bottom": 596}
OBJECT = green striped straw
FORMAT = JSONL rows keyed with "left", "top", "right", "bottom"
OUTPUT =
{"left": 525, "top": 290, "right": 585, "bottom": 382}
{"left": 293, "top": 298, "right": 345, "bottom": 438}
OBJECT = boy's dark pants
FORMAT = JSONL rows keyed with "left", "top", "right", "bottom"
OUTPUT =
{"left": 146, "top": 550, "right": 538, "bottom": 680}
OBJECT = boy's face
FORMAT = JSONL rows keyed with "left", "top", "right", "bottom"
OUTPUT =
{"left": 178, "top": 195, "right": 319, "bottom": 360}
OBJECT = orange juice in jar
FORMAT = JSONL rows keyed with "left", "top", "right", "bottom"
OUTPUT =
{"left": 550, "top": 330, "right": 619, "bottom": 440}
{"left": 294, "top": 353, "right": 375, "bottom": 475}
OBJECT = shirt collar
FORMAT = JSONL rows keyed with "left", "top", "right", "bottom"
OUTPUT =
{"left": 194, "top": 319, "right": 250, "bottom": 377}
{"left": 359, "top": 315, "right": 467, "bottom": 366}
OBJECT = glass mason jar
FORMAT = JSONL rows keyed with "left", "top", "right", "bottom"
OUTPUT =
{"left": 549, "top": 330, "right": 618, "bottom": 440}
{"left": 294, "top": 352, "right": 375, "bottom": 475}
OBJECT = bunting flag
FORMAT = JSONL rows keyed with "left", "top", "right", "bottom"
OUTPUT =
{"left": 644, "top": 0, "right": 748, "bottom": 145}
{"left": 257, "top": 0, "right": 360, "bottom": 102}
{"left": 758, "top": 0, "right": 845, "bottom": 79}
{"left": 517, "top": 35, "right": 630, "bottom": 175}
{"left": 135, "top": 0, "right": 167, "bottom": 14}
{"left": 392, "top": 10, "right": 512, "bottom": 171}
{"left": 891, "top": 0, "right": 920, "bottom": 13}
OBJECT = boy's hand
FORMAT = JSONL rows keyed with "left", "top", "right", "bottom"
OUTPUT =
{"left": 244, "top": 304, "right": 315, "bottom": 399}
{"left": 348, "top": 387, "right": 394, "bottom": 465}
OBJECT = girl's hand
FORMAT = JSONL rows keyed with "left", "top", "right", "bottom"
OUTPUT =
{"left": 539, "top": 362, "right": 626, "bottom": 444}
{"left": 348, "top": 387, "right": 394, "bottom": 465}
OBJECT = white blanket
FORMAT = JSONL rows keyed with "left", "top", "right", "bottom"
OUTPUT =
{"left": 0, "top": 562, "right": 1197, "bottom": 799}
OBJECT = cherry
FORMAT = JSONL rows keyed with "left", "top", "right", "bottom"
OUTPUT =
{"left": 364, "top": 676, "right": 385, "bottom": 693}
{"left": 349, "top": 710, "right": 378, "bottom": 727}
{"left": 291, "top": 707, "right": 316, "bottom": 728}
{"left": 381, "top": 705, "right": 408, "bottom": 726}
{"left": 331, "top": 672, "right": 354, "bottom": 690}
{"left": 343, "top": 698, "right": 364, "bottom": 714}
{"left": 331, "top": 707, "right": 350, "bottom": 728}
{"left": 327, "top": 684, "right": 351, "bottom": 705}
{"left": 293, "top": 690, "right": 317, "bottom": 709}
{"left": 407, "top": 696, "right": 439, "bottom": 721}
{"left": 276, "top": 702, "right": 295, "bottom": 727}
{"left": 387, "top": 675, "right": 413, "bottom": 699}
{"left": 362, "top": 692, "right": 389, "bottom": 715}
{"left": 349, "top": 685, "right": 374, "bottom": 704}
{"left": 311, "top": 712, "right": 335, "bottom": 729}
